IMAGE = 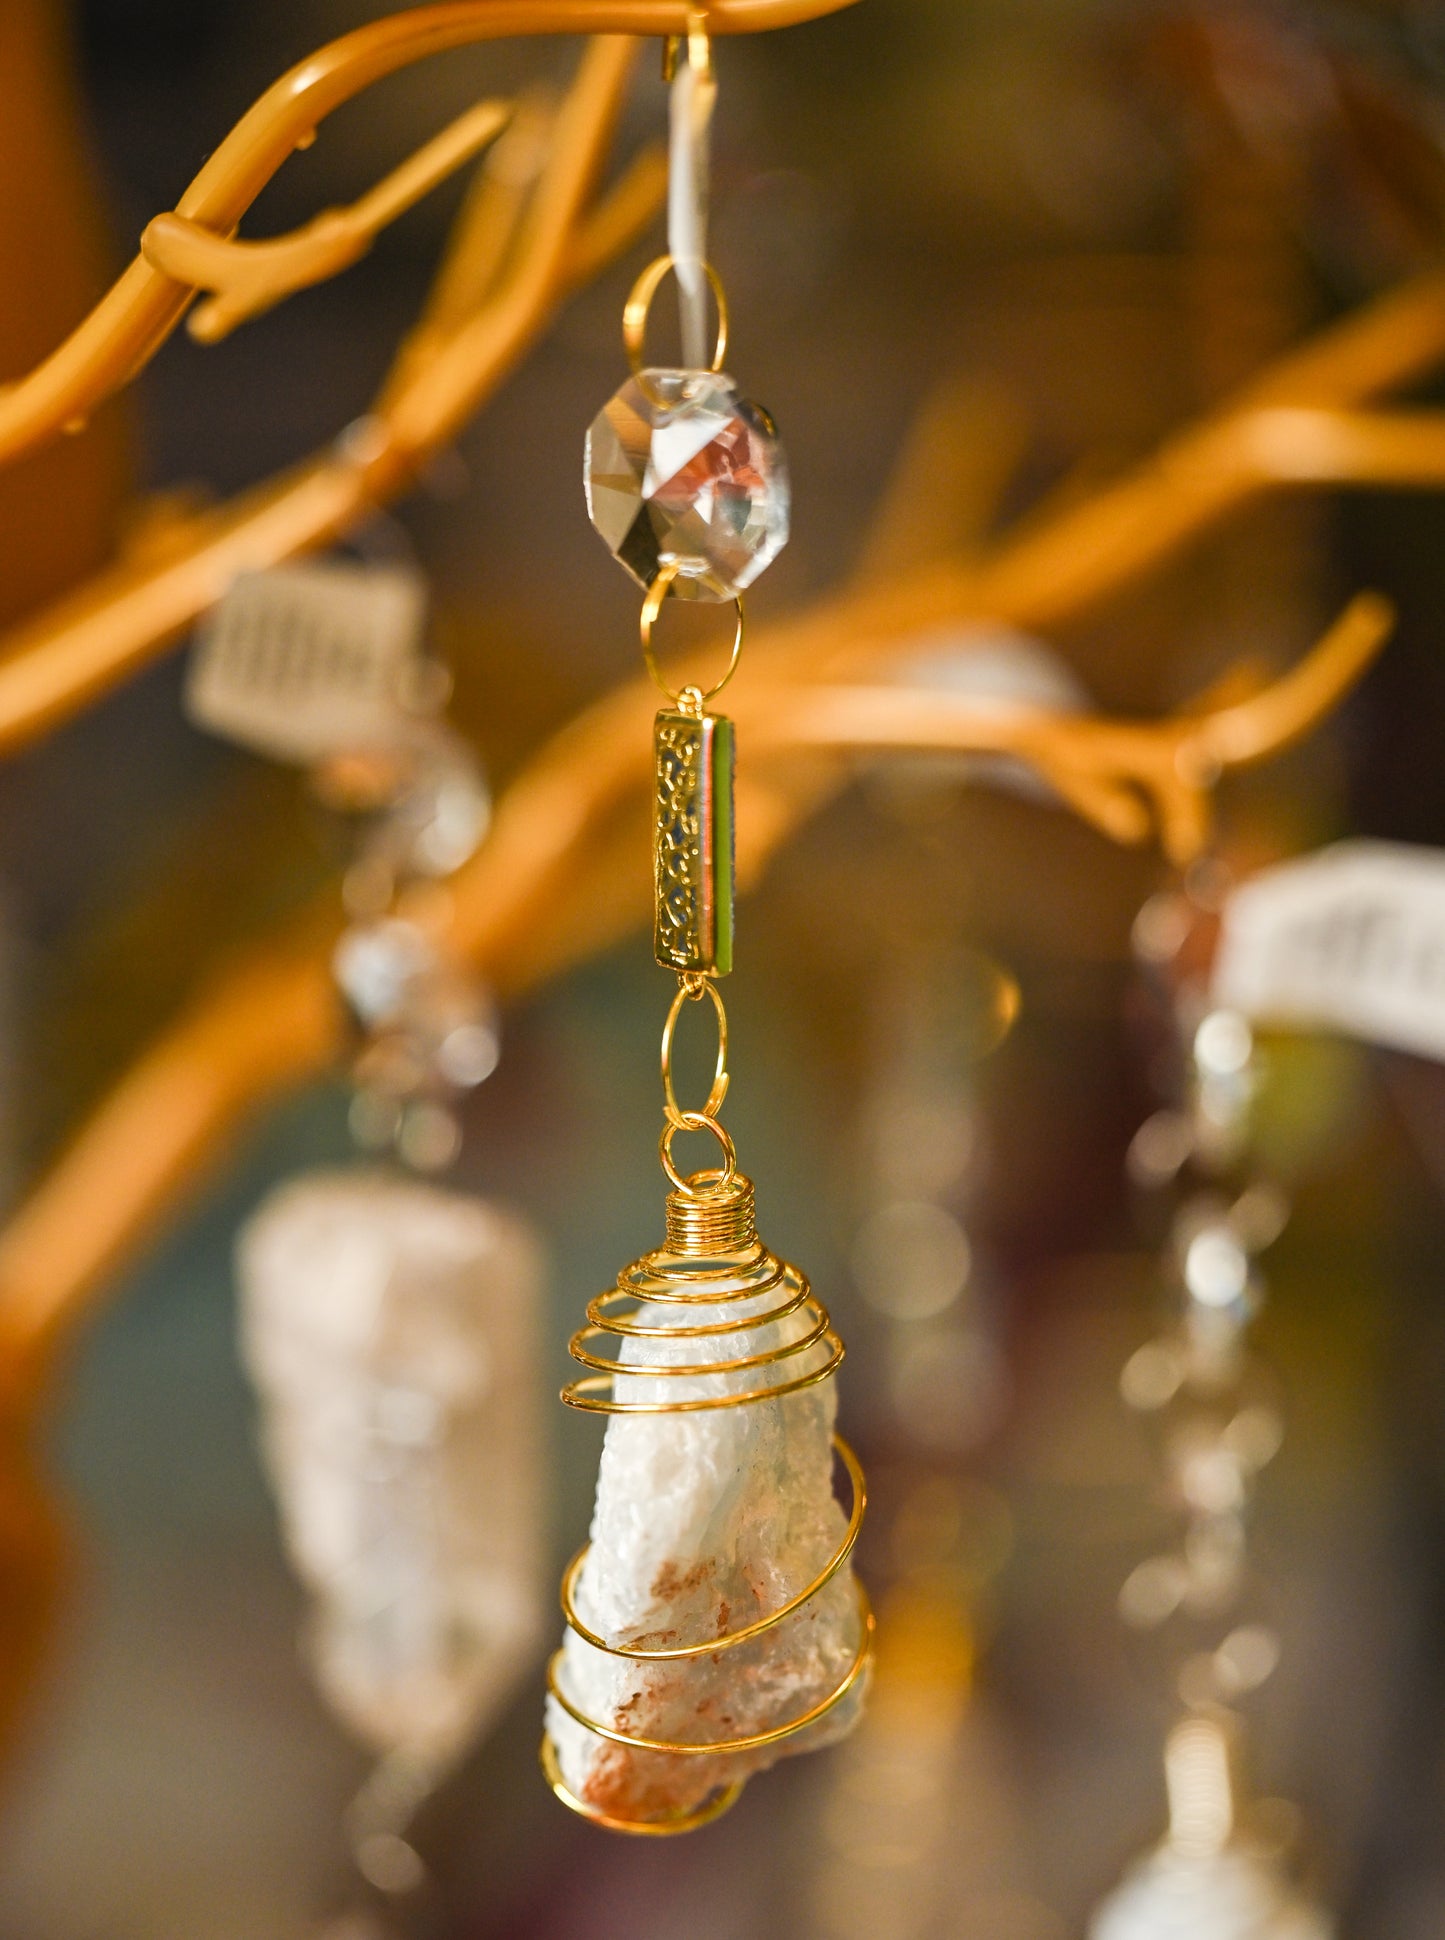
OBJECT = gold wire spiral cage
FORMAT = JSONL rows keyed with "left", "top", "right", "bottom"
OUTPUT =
{"left": 543, "top": 1153, "right": 873, "bottom": 1834}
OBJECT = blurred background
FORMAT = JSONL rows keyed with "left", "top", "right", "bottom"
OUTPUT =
{"left": 2, "top": 0, "right": 1445, "bottom": 1935}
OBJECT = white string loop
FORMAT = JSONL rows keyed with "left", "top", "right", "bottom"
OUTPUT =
{"left": 667, "top": 27, "right": 716, "bottom": 372}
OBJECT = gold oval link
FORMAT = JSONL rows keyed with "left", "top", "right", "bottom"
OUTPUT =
{"left": 659, "top": 1111, "right": 737, "bottom": 1193}
{"left": 623, "top": 253, "right": 729, "bottom": 404}
{"left": 661, "top": 976, "right": 729, "bottom": 1128}
{"left": 640, "top": 562, "right": 744, "bottom": 705}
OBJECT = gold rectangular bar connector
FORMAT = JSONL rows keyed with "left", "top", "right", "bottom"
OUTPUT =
{"left": 654, "top": 709, "right": 735, "bottom": 976}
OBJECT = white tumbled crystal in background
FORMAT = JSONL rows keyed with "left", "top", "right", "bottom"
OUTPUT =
{"left": 1091, "top": 1846, "right": 1333, "bottom": 1940}
{"left": 1091, "top": 1716, "right": 1331, "bottom": 1940}
{"left": 239, "top": 1170, "right": 545, "bottom": 1766}
{"left": 545, "top": 1224, "right": 865, "bottom": 1826}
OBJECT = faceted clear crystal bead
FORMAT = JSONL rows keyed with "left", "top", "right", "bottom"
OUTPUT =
{"left": 333, "top": 918, "right": 500, "bottom": 1174}
{"left": 585, "top": 369, "right": 789, "bottom": 600}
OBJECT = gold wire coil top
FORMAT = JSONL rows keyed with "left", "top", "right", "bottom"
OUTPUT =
{"left": 664, "top": 1167, "right": 752, "bottom": 1252}
{"left": 558, "top": 985, "right": 842, "bottom": 1417}
{"left": 560, "top": 1169, "right": 844, "bottom": 1416}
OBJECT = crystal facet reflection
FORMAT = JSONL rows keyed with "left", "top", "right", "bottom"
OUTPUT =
{"left": 585, "top": 369, "right": 789, "bottom": 599}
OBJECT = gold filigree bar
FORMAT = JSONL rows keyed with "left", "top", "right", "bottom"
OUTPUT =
{"left": 653, "top": 708, "right": 734, "bottom": 975}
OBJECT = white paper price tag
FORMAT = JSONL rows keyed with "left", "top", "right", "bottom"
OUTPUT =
{"left": 186, "top": 561, "right": 426, "bottom": 764}
{"left": 1212, "top": 841, "right": 1445, "bottom": 1062}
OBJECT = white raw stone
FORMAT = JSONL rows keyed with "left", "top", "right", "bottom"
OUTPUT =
{"left": 239, "top": 1169, "right": 545, "bottom": 1766}
{"left": 545, "top": 1244, "right": 866, "bottom": 1824}
{"left": 1091, "top": 1845, "right": 1333, "bottom": 1940}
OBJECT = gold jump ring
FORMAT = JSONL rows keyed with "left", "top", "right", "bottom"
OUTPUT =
{"left": 661, "top": 976, "right": 729, "bottom": 1128}
{"left": 659, "top": 1111, "right": 737, "bottom": 1193}
{"left": 641, "top": 562, "right": 744, "bottom": 705}
{"left": 662, "top": 7, "right": 713, "bottom": 85}
{"left": 624, "top": 253, "right": 729, "bottom": 407}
